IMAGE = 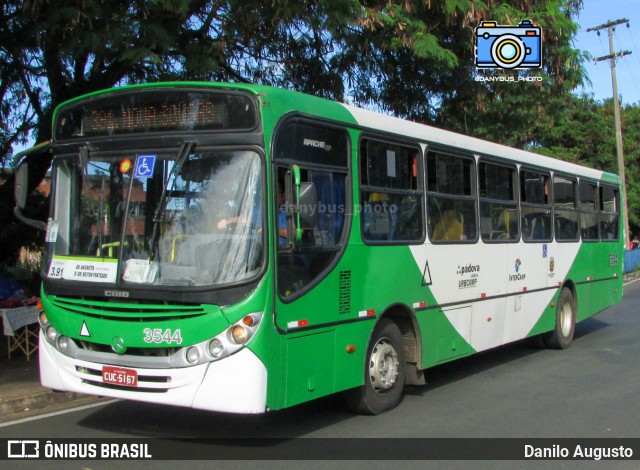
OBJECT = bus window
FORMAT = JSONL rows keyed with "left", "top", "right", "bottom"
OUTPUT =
{"left": 427, "top": 151, "right": 477, "bottom": 242}
{"left": 520, "top": 169, "right": 552, "bottom": 242}
{"left": 553, "top": 175, "right": 579, "bottom": 241}
{"left": 479, "top": 161, "right": 518, "bottom": 242}
{"left": 599, "top": 185, "right": 619, "bottom": 241}
{"left": 360, "top": 139, "right": 424, "bottom": 243}
{"left": 274, "top": 121, "right": 349, "bottom": 298}
{"left": 579, "top": 180, "right": 599, "bottom": 241}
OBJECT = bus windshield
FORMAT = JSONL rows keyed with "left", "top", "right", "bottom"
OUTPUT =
{"left": 45, "top": 147, "right": 264, "bottom": 288}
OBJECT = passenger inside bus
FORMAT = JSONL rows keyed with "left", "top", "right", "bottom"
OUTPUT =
{"left": 363, "top": 192, "right": 395, "bottom": 240}
{"left": 523, "top": 214, "right": 547, "bottom": 240}
{"left": 494, "top": 208, "right": 516, "bottom": 239}
{"left": 432, "top": 209, "right": 463, "bottom": 241}
{"left": 276, "top": 180, "right": 291, "bottom": 247}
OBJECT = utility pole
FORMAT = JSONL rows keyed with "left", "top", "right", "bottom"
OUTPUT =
{"left": 587, "top": 19, "right": 632, "bottom": 249}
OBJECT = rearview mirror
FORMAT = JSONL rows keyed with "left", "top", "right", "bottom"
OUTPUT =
{"left": 283, "top": 166, "right": 318, "bottom": 250}
{"left": 13, "top": 142, "right": 50, "bottom": 231}
{"left": 297, "top": 182, "right": 317, "bottom": 230}
{"left": 14, "top": 163, "right": 28, "bottom": 210}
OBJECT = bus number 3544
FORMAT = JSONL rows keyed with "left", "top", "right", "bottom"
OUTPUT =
{"left": 143, "top": 328, "right": 183, "bottom": 345}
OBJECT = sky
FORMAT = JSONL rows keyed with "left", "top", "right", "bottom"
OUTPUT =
{"left": 574, "top": 0, "right": 640, "bottom": 104}
{"left": 8, "top": 2, "right": 640, "bottom": 158}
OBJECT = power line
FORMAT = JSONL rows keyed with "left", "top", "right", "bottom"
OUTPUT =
{"left": 614, "top": 29, "right": 640, "bottom": 101}
{"left": 622, "top": 26, "right": 640, "bottom": 101}
{"left": 587, "top": 18, "right": 632, "bottom": 248}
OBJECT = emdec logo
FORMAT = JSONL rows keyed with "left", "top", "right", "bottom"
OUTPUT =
{"left": 475, "top": 20, "right": 542, "bottom": 70}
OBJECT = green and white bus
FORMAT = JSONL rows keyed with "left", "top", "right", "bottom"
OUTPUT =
{"left": 14, "top": 82, "right": 623, "bottom": 414}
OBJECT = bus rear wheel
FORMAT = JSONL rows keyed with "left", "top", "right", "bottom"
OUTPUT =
{"left": 345, "top": 318, "right": 406, "bottom": 415}
{"left": 543, "top": 287, "right": 576, "bottom": 349}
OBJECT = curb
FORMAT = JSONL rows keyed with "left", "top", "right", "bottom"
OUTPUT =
{"left": 624, "top": 271, "right": 640, "bottom": 283}
{"left": 0, "top": 388, "right": 99, "bottom": 418}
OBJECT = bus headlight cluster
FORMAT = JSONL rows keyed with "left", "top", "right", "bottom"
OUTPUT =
{"left": 39, "top": 311, "right": 77, "bottom": 357}
{"left": 181, "top": 312, "right": 263, "bottom": 367}
{"left": 211, "top": 312, "right": 262, "bottom": 358}
{"left": 39, "top": 311, "right": 59, "bottom": 344}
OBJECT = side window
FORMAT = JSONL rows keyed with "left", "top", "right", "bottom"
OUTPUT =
{"left": 599, "top": 185, "right": 619, "bottom": 241}
{"left": 274, "top": 121, "right": 349, "bottom": 298}
{"left": 579, "top": 180, "right": 599, "bottom": 241}
{"left": 553, "top": 175, "right": 579, "bottom": 241}
{"left": 427, "top": 151, "right": 477, "bottom": 242}
{"left": 360, "top": 139, "right": 424, "bottom": 243}
{"left": 520, "top": 169, "right": 552, "bottom": 242}
{"left": 479, "top": 161, "right": 519, "bottom": 242}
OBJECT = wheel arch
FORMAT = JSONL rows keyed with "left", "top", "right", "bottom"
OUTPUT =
{"left": 542, "top": 280, "right": 578, "bottom": 349}
{"left": 562, "top": 279, "right": 578, "bottom": 311}
{"left": 378, "top": 303, "right": 425, "bottom": 385}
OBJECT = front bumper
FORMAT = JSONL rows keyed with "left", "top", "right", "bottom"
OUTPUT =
{"left": 39, "top": 333, "right": 268, "bottom": 413}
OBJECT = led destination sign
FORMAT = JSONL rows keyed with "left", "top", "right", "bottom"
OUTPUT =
{"left": 55, "top": 90, "right": 257, "bottom": 139}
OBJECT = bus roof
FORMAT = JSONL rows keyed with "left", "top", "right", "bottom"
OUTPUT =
{"left": 52, "top": 82, "right": 618, "bottom": 184}
{"left": 342, "top": 103, "right": 616, "bottom": 184}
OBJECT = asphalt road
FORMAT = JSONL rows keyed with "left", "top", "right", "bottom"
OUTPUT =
{"left": 2, "top": 279, "right": 639, "bottom": 468}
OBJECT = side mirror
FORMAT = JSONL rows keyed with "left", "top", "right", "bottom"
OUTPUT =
{"left": 14, "top": 163, "right": 28, "bottom": 209}
{"left": 297, "top": 182, "right": 317, "bottom": 229}
{"left": 283, "top": 166, "right": 318, "bottom": 250}
{"left": 13, "top": 142, "right": 50, "bottom": 231}
{"left": 291, "top": 166, "right": 319, "bottom": 248}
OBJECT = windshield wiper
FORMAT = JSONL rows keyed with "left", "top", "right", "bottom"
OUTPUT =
{"left": 148, "top": 140, "right": 195, "bottom": 261}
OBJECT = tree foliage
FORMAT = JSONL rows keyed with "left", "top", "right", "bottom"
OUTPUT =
{"left": 1, "top": 1, "right": 588, "bottom": 160}
{"left": 0, "top": 0, "right": 591, "bottom": 265}
{"left": 534, "top": 93, "right": 640, "bottom": 234}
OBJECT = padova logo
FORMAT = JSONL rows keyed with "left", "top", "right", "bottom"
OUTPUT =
{"left": 456, "top": 262, "right": 480, "bottom": 289}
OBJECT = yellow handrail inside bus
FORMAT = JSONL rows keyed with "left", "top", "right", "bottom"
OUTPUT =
{"left": 171, "top": 235, "right": 190, "bottom": 262}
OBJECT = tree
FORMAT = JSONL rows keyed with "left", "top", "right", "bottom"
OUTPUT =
{"left": 0, "top": 0, "right": 254, "bottom": 266}
{"left": 620, "top": 103, "right": 640, "bottom": 234}
{"left": 0, "top": 0, "right": 588, "bottom": 266}
{"left": 534, "top": 93, "right": 640, "bottom": 234}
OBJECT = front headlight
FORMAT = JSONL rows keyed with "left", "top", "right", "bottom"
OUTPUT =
{"left": 179, "top": 312, "right": 264, "bottom": 367}
{"left": 230, "top": 325, "right": 249, "bottom": 344}
{"left": 186, "top": 346, "right": 200, "bottom": 364}
{"left": 46, "top": 325, "right": 59, "bottom": 342}
{"left": 57, "top": 335, "right": 70, "bottom": 351}
{"left": 208, "top": 338, "right": 224, "bottom": 357}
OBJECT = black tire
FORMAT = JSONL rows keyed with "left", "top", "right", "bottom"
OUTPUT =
{"left": 543, "top": 287, "right": 576, "bottom": 349}
{"left": 345, "top": 318, "right": 406, "bottom": 415}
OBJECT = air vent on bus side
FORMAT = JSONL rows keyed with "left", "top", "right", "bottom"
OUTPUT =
{"left": 339, "top": 270, "right": 352, "bottom": 315}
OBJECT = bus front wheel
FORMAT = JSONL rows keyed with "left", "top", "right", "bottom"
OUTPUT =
{"left": 543, "top": 287, "right": 576, "bottom": 349}
{"left": 345, "top": 318, "right": 406, "bottom": 415}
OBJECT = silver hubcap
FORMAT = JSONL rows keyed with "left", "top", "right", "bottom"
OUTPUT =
{"left": 560, "top": 302, "right": 573, "bottom": 337}
{"left": 368, "top": 337, "right": 399, "bottom": 393}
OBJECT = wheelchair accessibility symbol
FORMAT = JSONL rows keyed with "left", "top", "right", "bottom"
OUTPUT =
{"left": 135, "top": 155, "right": 156, "bottom": 178}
